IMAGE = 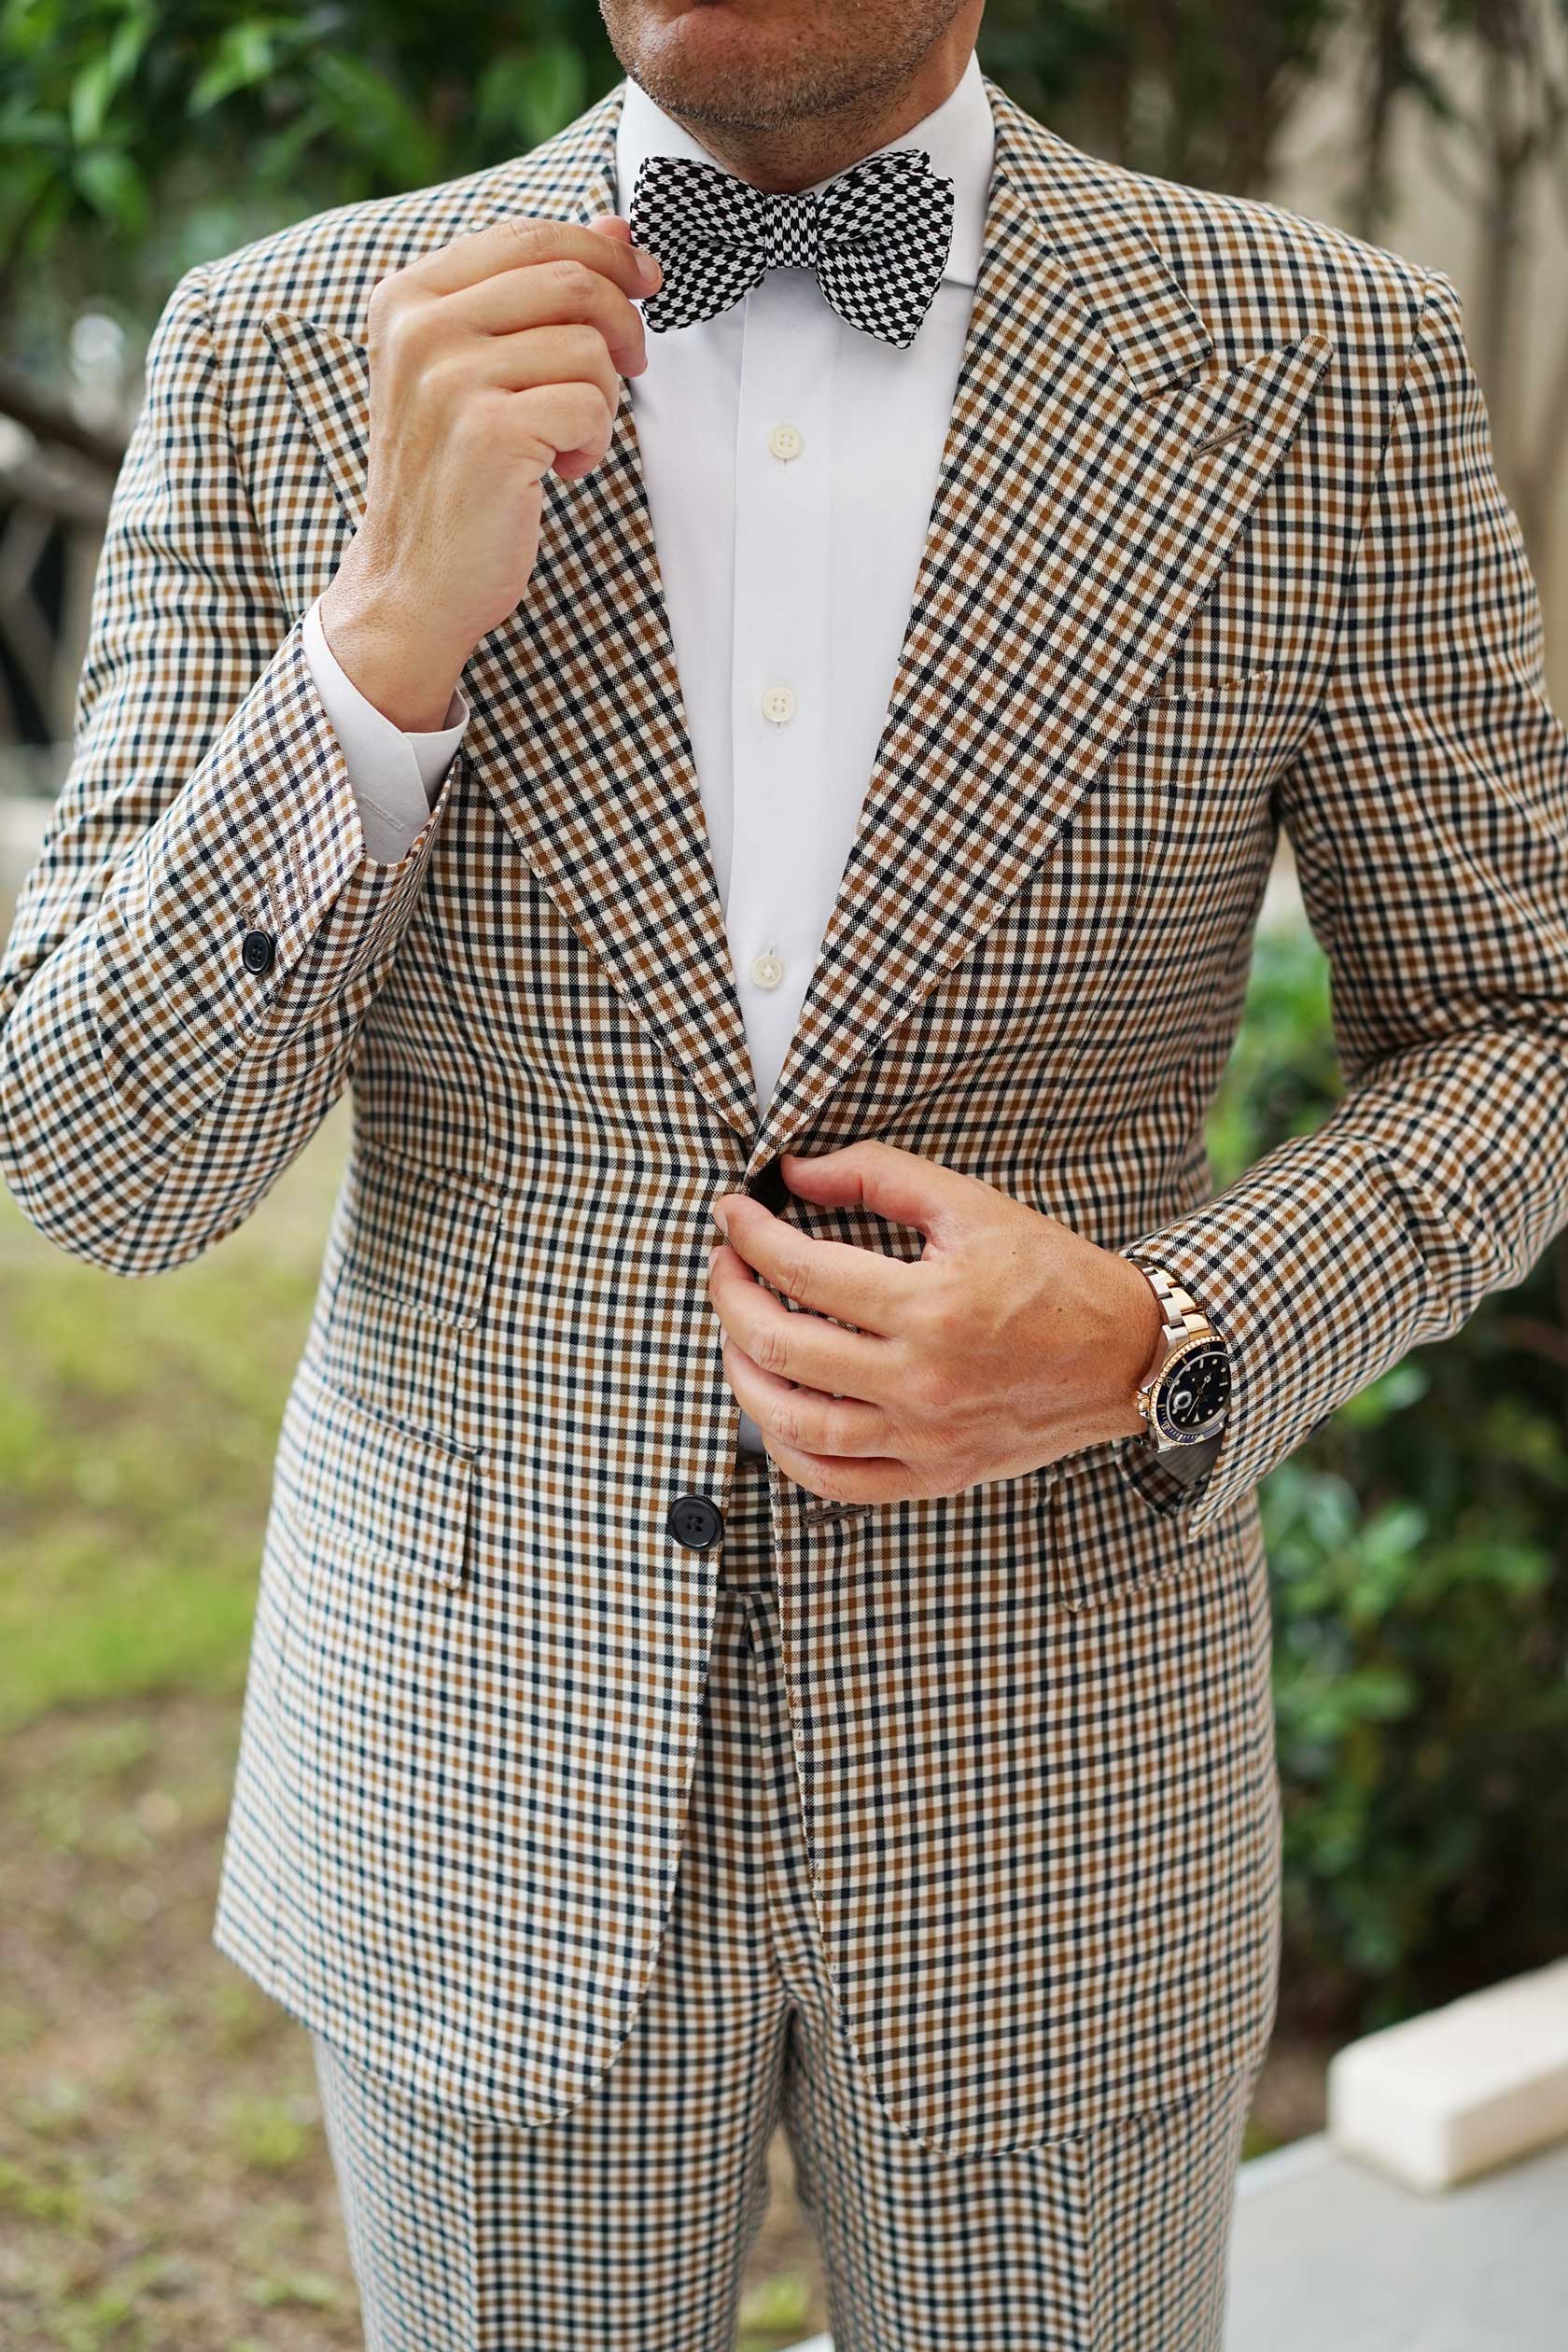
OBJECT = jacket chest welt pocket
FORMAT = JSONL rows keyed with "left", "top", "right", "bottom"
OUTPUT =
{"left": 1037, "top": 1436, "right": 1242, "bottom": 1612}
{"left": 274, "top": 1365, "right": 482, "bottom": 1590}
{"left": 335, "top": 1144, "right": 505, "bottom": 1332}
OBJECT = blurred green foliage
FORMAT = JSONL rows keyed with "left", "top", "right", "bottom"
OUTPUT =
{"left": 0, "top": 0, "right": 615, "bottom": 251}
{"left": 0, "top": 0, "right": 623, "bottom": 329}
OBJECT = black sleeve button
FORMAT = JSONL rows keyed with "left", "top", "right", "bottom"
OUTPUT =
{"left": 241, "top": 928, "right": 276, "bottom": 974}
{"left": 667, "top": 1493, "right": 724, "bottom": 1551}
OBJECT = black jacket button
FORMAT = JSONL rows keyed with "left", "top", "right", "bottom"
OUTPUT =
{"left": 667, "top": 1493, "right": 724, "bottom": 1550}
{"left": 241, "top": 928, "right": 276, "bottom": 975}
{"left": 749, "top": 1153, "right": 789, "bottom": 1214}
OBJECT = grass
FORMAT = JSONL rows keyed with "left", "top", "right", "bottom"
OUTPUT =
{"left": 2, "top": 1690, "right": 364, "bottom": 2350}
{"left": 0, "top": 1100, "right": 344, "bottom": 1738}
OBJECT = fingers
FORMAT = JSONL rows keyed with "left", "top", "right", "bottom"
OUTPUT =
{"left": 447, "top": 250, "right": 651, "bottom": 378}
{"left": 720, "top": 1332, "right": 897, "bottom": 1466}
{"left": 712, "top": 1196, "right": 916, "bottom": 1336}
{"left": 498, "top": 380, "right": 621, "bottom": 478}
{"left": 409, "top": 210, "right": 662, "bottom": 305}
{"left": 707, "top": 1240, "right": 891, "bottom": 1401}
{"left": 459, "top": 314, "right": 624, "bottom": 413}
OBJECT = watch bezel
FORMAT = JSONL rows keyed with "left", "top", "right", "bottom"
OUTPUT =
{"left": 1145, "top": 1332, "right": 1231, "bottom": 1445}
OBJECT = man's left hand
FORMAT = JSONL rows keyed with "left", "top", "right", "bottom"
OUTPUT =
{"left": 707, "top": 1140, "right": 1164, "bottom": 1503}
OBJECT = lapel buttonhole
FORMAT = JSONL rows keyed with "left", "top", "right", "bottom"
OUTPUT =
{"left": 1193, "top": 418, "right": 1254, "bottom": 456}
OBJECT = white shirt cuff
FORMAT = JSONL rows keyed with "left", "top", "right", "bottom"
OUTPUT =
{"left": 303, "top": 593, "right": 469, "bottom": 861}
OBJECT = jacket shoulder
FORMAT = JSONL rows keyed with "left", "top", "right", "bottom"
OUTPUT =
{"left": 1107, "top": 155, "right": 1436, "bottom": 372}
{"left": 987, "top": 78, "right": 1440, "bottom": 395}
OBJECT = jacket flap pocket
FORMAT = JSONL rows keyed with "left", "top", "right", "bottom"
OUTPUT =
{"left": 337, "top": 1145, "right": 504, "bottom": 1333}
{"left": 1140, "top": 660, "right": 1281, "bottom": 711}
{"left": 1041, "top": 1436, "right": 1249, "bottom": 1612}
{"left": 274, "top": 1365, "right": 482, "bottom": 1589}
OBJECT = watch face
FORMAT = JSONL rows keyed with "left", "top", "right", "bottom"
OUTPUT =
{"left": 1153, "top": 1337, "right": 1231, "bottom": 1440}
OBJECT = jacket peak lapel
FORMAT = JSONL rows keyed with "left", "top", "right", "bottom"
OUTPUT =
{"left": 265, "top": 85, "right": 764, "bottom": 1148}
{"left": 741, "top": 77, "right": 1334, "bottom": 1180}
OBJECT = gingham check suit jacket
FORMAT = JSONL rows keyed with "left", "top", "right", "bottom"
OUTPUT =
{"left": 4, "top": 71, "right": 1567, "bottom": 2159}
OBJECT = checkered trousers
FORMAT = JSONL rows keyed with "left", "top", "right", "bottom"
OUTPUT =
{"left": 309, "top": 1450, "right": 1254, "bottom": 2352}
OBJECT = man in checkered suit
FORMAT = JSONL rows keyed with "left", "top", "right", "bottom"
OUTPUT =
{"left": 4, "top": 0, "right": 1566, "bottom": 2343}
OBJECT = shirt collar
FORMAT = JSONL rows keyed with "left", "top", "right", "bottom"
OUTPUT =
{"left": 614, "top": 46, "right": 994, "bottom": 290}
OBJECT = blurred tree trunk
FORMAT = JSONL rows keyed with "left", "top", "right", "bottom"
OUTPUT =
{"left": 1471, "top": 2, "right": 1540, "bottom": 475}
{"left": 1347, "top": 0, "right": 1567, "bottom": 628}
{"left": 980, "top": 0, "right": 1343, "bottom": 193}
{"left": 1517, "top": 302, "right": 1568, "bottom": 610}
{"left": 1352, "top": 0, "right": 1413, "bottom": 235}
{"left": 1459, "top": 0, "right": 1566, "bottom": 595}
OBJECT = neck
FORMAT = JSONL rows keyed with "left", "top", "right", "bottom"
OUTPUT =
{"left": 651, "top": 30, "right": 976, "bottom": 193}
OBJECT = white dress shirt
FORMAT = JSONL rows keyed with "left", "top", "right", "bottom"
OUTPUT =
{"left": 302, "top": 52, "right": 999, "bottom": 1458}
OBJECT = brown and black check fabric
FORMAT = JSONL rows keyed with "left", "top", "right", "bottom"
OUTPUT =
{"left": 2, "top": 68, "right": 1566, "bottom": 2163}
{"left": 309, "top": 1451, "right": 1255, "bottom": 2350}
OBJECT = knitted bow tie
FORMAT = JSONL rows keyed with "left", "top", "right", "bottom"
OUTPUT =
{"left": 627, "top": 146, "right": 956, "bottom": 350}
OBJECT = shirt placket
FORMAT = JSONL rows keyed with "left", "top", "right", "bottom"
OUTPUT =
{"left": 726, "top": 263, "right": 836, "bottom": 1125}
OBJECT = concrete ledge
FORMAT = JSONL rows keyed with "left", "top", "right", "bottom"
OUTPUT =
{"left": 1326, "top": 1957, "right": 1568, "bottom": 2191}
{"left": 1225, "top": 2124, "right": 1568, "bottom": 2349}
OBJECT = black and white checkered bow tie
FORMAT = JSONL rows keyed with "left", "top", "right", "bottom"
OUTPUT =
{"left": 627, "top": 147, "right": 956, "bottom": 350}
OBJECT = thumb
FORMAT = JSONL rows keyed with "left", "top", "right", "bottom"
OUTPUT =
{"left": 587, "top": 212, "right": 635, "bottom": 245}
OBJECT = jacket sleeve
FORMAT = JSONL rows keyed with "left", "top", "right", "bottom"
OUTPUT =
{"left": 0, "top": 261, "right": 464, "bottom": 1275}
{"left": 1114, "top": 265, "right": 1568, "bottom": 1533}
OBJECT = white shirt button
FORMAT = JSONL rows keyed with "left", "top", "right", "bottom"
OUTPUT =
{"left": 749, "top": 951, "right": 785, "bottom": 989}
{"left": 760, "top": 683, "right": 797, "bottom": 726}
{"left": 767, "top": 422, "right": 805, "bottom": 463}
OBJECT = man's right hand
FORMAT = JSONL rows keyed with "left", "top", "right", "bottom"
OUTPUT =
{"left": 317, "top": 213, "right": 663, "bottom": 732}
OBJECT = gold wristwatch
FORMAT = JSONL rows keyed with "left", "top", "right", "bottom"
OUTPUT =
{"left": 1125, "top": 1254, "right": 1231, "bottom": 1479}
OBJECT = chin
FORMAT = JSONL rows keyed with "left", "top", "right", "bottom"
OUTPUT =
{"left": 629, "top": 3, "right": 824, "bottom": 125}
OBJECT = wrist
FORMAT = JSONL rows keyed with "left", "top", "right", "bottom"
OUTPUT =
{"left": 320, "top": 554, "right": 469, "bottom": 733}
{"left": 1092, "top": 1248, "right": 1166, "bottom": 1440}
{"left": 1124, "top": 1251, "right": 1166, "bottom": 1388}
